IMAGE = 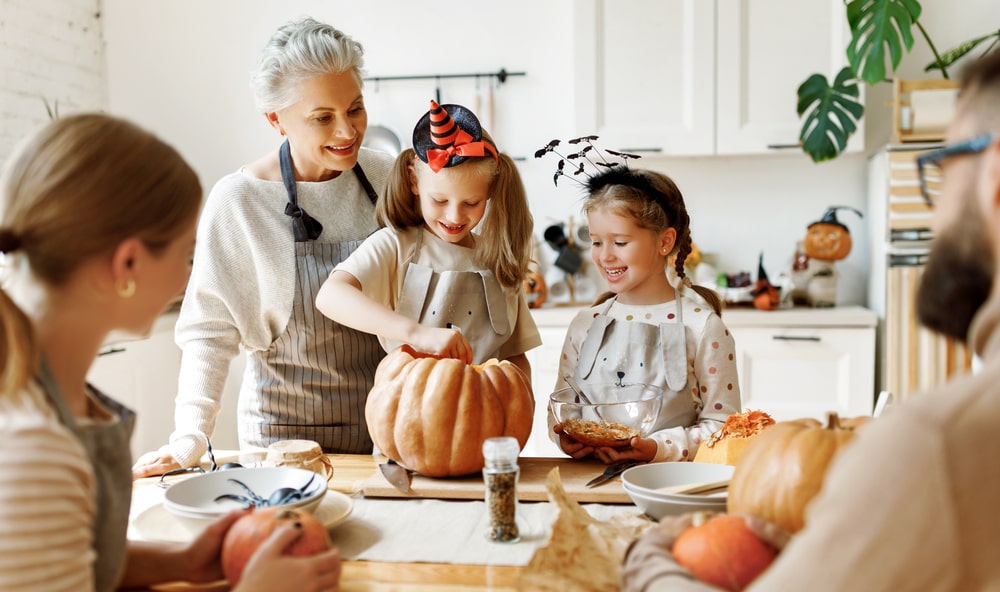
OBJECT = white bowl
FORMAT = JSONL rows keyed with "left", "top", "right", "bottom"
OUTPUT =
{"left": 623, "top": 483, "right": 727, "bottom": 519}
{"left": 620, "top": 462, "right": 734, "bottom": 519}
{"left": 164, "top": 466, "right": 326, "bottom": 522}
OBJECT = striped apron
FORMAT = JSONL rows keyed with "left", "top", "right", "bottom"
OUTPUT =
{"left": 241, "top": 141, "right": 383, "bottom": 453}
{"left": 39, "top": 358, "right": 135, "bottom": 592}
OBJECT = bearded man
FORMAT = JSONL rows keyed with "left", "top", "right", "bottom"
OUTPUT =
{"left": 623, "top": 48, "right": 1000, "bottom": 591}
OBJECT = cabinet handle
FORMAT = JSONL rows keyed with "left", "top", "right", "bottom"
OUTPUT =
{"left": 766, "top": 143, "right": 802, "bottom": 150}
{"left": 772, "top": 335, "right": 821, "bottom": 342}
{"left": 618, "top": 147, "right": 663, "bottom": 154}
{"left": 98, "top": 346, "right": 126, "bottom": 356}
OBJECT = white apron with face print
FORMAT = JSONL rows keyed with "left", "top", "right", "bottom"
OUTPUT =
{"left": 390, "top": 230, "right": 511, "bottom": 364}
{"left": 573, "top": 295, "right": 699, "bottom": 429}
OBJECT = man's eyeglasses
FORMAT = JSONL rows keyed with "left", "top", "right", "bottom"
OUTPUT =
{"left": 916, "top": 133, "right": 996, "bottom": 205}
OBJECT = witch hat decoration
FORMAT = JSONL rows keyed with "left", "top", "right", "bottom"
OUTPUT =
{"left": 412, "top": 100, "right": 498, "bottom": 173}
{"left": 753, "top": 252, "right": 780, "bottom": 311}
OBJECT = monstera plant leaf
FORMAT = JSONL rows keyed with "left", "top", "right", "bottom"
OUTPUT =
{"left": 925, "top": 31, "right": 1000, "bottom": 75}
{"left": 797, "top": 67, "right": 864, "bottom": 163}
{"left": 846, "top": 0, "right": 922, "bottom": 85}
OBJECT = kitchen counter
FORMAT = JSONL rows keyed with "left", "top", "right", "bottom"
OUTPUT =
{"left": 131, "top": 453, "right": 640, "bottom": 591}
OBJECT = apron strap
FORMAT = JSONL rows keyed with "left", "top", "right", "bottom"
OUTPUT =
{"left": 478, "top": 271, "right": 510, "bottom": 335}
{"left": 352, "top": 162, "right": 379, "bottom": 205}
{"left": 280, "top": 140, "right": 323, "bottom": 242}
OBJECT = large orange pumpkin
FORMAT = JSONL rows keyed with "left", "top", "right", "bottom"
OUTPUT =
{"left": 365, "top": 345, "right": 534, "bottom": 477}
{"left": 221, "top": 507, "right": 332, "bottom": 586}
{"left": 726, "top": 412, "right": 869, "bottom": 534}
{"left": 673, "top": 513, "right": 778, "bottom": 592}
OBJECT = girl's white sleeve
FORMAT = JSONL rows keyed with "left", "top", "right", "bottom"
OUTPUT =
{"left": 0, "top": 389, "right": 96, "bottom": 592}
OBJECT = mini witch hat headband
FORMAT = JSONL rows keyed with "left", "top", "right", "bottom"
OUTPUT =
{"left": 412, "top": 101, "right": 498, "bottom": 173}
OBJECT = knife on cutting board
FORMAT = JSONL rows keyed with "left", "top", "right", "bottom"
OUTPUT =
{"left": 379, "top": 458, "right": 413, "bottom": 493}
{"left": 586, "top": 460, "right": 640, "bottom": 488}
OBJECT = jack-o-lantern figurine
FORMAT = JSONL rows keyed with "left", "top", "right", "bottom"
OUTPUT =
{"left": 804, "top": 206, "right": 863, "bottom": 261}
{"left": 523, "top": 270, "right": 547, "bottom": 309}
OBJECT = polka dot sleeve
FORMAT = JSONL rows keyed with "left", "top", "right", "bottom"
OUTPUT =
{"left": 648, "top": 311, "right": 742, "bottom": 462}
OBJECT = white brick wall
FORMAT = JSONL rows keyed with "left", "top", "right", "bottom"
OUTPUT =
{"left": 0, "top": 0, "right": 105, "bottom": 163}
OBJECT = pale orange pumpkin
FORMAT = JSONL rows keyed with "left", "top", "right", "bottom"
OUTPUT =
{"left": 365, "top": 345, "right": 535, "bottom": 477}
{"left": 221, "top": 507, "right": 331, "bottom": 587}
{"left": 726, "top": 412, "right": 869, "bottom": 534}
{"left": 673, "top": 513, "right": 778, "bottom": 592}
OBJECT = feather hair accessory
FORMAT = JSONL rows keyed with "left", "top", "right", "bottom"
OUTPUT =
{"left": 533, "top": 135, "right": 641, "bottom": 188}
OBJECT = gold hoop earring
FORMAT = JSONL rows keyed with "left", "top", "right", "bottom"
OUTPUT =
{"left": 116, "top": 278, "right": 136, "bottom": 299}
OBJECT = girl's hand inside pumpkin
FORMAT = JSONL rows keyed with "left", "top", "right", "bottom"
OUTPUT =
{"left": 410, "top": 326, "right": 473, "bottom": 364}
{"left": 594, "top": 436, "right": 656, "bottom": 464}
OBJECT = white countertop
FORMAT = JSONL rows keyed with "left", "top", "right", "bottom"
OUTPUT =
{"left": 529, "top": 304, "right": 877, "bottom": 328}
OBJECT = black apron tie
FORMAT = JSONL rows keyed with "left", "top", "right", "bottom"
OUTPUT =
{"left": 280, "top": 140, "right": 380, "bottom": 242}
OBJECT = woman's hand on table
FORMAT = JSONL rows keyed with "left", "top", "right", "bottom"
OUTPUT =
{"left": 132, "top": 450, "right": 181, "bottom": 479}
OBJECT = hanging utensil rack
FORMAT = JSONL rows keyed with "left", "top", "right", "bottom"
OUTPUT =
{"left": 364, "top": 68, "right": 526, "bottom": 103}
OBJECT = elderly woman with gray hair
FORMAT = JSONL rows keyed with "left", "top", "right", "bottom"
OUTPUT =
{"left": 133, "top": 16, "right": 394, "bottom": 478}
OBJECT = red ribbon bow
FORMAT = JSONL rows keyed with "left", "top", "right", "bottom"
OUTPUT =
{"left": 425, "top": 129, "right": 497, "bottom": 173}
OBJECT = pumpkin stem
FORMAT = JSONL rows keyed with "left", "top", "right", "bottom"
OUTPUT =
{"left": 825, "top": 411, "right": 841, "bottom": 430}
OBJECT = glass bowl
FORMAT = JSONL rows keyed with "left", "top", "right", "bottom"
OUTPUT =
{"left": 549, "top": 383, "right": 662, "bottom": 448}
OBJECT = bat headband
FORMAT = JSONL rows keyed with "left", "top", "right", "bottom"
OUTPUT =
{"left": 534, "top": 135, "right": 675, "bottom": 214}
{"left": 412, "top": 101, "right": 498, "bottom": 173}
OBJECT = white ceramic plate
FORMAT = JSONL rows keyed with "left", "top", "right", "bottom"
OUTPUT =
{"left": 133, "top": 490, "right": 354, "bottom": 544}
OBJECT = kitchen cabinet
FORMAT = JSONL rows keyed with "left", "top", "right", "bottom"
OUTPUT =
{"left": 526, "top": 305, "right": 877, "bottom": 440}
{"left": 524, "top": 307, "right": 583, "bottom": 458}
{"left": 573, "top": 0, "right": 863, "bottom": 156}
{"left": 87, "top": 312, "right": 242, "bottom": 462}
{"left": 727, "top": 306, "right": 877, "bottom": 421}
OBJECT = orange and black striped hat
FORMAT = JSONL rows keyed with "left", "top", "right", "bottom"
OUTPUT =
{"left": 412, "top": 100, "right": 498, "bottom": 173}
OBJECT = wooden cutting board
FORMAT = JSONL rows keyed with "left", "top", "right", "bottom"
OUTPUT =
{"left": 361, "top": 456, "right": 632, "bottom": 504}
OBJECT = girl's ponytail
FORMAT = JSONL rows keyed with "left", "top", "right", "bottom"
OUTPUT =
{"left": 0, "top": 287, "right": 37, "bottom": 396}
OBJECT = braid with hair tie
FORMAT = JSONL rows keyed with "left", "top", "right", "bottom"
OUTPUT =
{"left": 0, "top": 228, "right": 22, "bottom": 254}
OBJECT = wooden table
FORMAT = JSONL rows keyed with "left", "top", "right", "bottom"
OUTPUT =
{"left": 139, "top": 453, "right": 607, "bottom": 591}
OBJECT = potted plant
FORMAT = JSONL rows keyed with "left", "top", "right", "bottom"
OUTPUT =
{"left": 797, "top": 0, "right": 1000, "bottom": 162}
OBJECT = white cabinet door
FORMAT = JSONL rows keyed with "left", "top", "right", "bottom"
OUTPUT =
{"left": 523, "top": 326, "right": 570, "bottom": 457}
{"left": 716, "top": 0, "right": 862, "bottom": 155}
{"left": 731, "top": 325, "right": 876, "bottom": 421}
{"left": 574, "top": 0, "right": 715, "bottom": 155}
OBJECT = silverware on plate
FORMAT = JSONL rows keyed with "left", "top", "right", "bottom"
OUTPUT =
{"left": 586, "top": 460, "right": 640, "bottom": 488}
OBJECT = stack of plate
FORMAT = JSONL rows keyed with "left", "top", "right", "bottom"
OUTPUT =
{"left": 621, "top": 462, "right": 733, "bottom": 520}
{"left": 164, "top": 466, "right": 327, "bottom": 525}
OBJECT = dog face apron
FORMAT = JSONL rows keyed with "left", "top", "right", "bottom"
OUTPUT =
{"left": 573, "top": 296, "right": 698, "bottom": 429}
{"left": 390, "top": 229, "right": 511, "bottom": 364}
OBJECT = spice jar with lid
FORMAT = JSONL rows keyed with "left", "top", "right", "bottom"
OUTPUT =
{"left": 482, "top": 436, "right": 521, "bottom": 543}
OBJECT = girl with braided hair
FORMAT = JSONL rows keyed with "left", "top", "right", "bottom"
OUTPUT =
{"left": 551, "top": 167, "right": 741, "bottom": 464}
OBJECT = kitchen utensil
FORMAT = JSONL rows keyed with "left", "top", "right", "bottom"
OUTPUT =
{"left": 379, "top": 458, "right": 413, "bottom": 493}
{"left": 543, "top": 224, "right": 584, "bottom": 274}
{"left": 585, "top": 460, "right": 640, "bottom": 488}
{"left": 562, "top": 374, "right": 593, "bottom": 405}
{"left": 362, "top": 81, "right": 402, "bottom": 156}
{"left": 360, "top": 457, "right": 630, "bottom": 503}
{"left": 549, "top": 383, "right": 662, "bottom": 449}
{"left": 164, "top": 467, "right": 327, "bottom": 523}
{"left": 655, "top": 478, "right": 730, "bottom": 495}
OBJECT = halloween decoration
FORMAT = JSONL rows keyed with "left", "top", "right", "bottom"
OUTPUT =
{"left": 752, "top": 253, "right": 780, "bottom": 311}
{"left": 803, "top": 206, "right": 863, "bottom": 261}
{"left": 727, "top": 412, "right": 870, "bottom": 533}
{"left": 523, "top": 269, "right": 547, "bottom": 308}
{"left": 412, "top": 101, "right": 498, "bottom": 173}
{"left": 365, "top": 345, "right": 534, "bottom": 477}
